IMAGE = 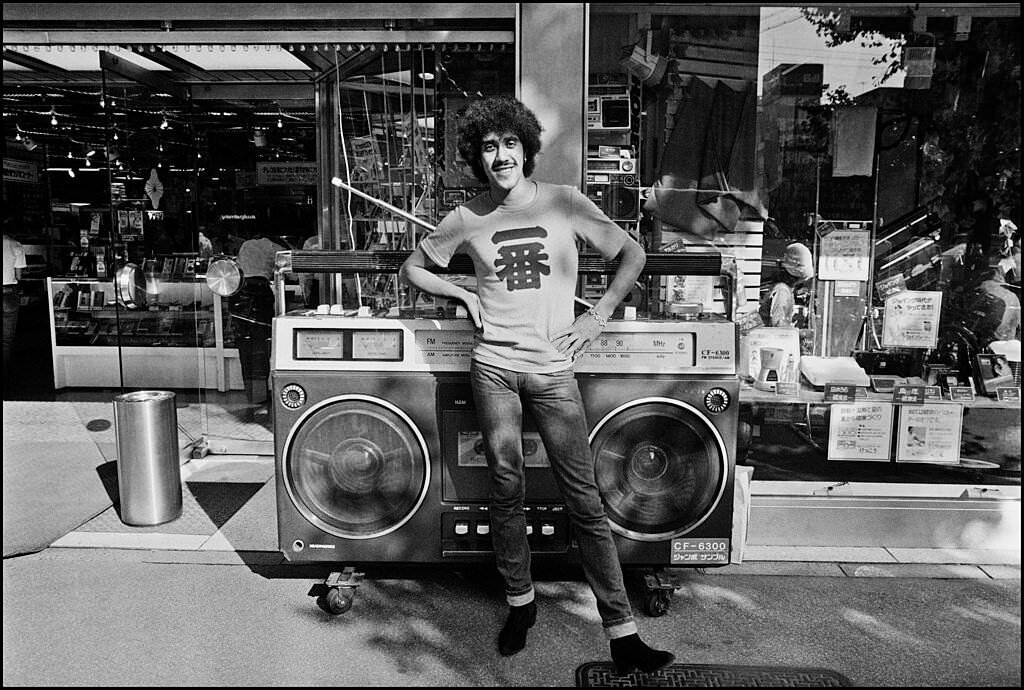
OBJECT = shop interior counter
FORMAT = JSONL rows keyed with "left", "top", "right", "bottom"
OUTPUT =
{"left": 46, "top": 276, "right": 243, "bottom": 391}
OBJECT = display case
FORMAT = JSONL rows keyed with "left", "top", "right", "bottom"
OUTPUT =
{"left": 46, "top": 276, "right": 244, "bottom": 391}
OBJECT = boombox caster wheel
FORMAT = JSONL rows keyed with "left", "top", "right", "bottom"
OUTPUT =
{"left": 318, "top": 567, "right": 364, "bottom": 616}
{"left": 642, "top": 569, "right": 680, "bottom": 617}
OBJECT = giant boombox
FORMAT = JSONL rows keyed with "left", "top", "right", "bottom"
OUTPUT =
{"left": 272, "top": 312, "right": 739, "bottom": 569}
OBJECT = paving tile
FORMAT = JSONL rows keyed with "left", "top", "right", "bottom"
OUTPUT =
{"left": 839, "top": 563, "right": 989, "bottom": 579}
{"left": 744, "top": 545, "right": 896, "bottom": 563}
{"left": 979, "top": 564, "right": 1022, "bottom": 579}
{"left": 50, "top": 531, "right": 209, "bottom": 550}
{"left": 886, "top": 547, "right": 1021, "bottom": 565}
{"left": 710, "top": 561, "right": 847, "bottom": 577}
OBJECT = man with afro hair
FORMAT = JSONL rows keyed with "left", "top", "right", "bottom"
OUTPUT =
{"left": 401, "top": 96, "right": 673, "bottom": 675}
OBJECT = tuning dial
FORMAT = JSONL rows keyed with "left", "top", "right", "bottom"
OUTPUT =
{"left": 704, "top": 387, "right": 731, "bottom": 414}
{"left": 280, "top": 384, "right": 307, "bottom": 409}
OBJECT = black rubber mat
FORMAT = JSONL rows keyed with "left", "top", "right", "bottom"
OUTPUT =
{"left": 575, "top": 662, "right": 854, "bottom": 687}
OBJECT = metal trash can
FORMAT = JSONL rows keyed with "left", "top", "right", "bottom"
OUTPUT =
{"left": 113, "top": 390, "right": 183, "bottom": 526}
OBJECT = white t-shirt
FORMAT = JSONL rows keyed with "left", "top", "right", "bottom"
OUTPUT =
{"left": 419, "top": 182, "right": 627, "bottom": 373}
{"left": 236, "top": 237, "right": 284, "bottom": 281}
{"left": 3, "top": 235, "right": 27, "bottom": 286}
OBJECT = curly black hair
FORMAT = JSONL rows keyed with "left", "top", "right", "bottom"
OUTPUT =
{"left": 457, "top": 96, "right": 543, "bottom": 184}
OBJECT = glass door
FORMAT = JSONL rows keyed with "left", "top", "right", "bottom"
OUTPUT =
{"left": 99, "top": 50, "right": 211, "bottom": 449}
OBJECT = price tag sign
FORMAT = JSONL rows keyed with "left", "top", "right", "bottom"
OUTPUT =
{"left": 825, "top": 383, "right": 858, "bottom": 402}
{"left": 996, "top": 387, "right": 1022, "bottom": 403}
{"left": 892, "top": 385, "right": 926, "bottom": 404}
{"left": 948, "top": 386, "right": 976, "bottom": 402}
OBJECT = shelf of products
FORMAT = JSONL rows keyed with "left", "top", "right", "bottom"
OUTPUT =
{"left": 46, "top": 276, "right": 244, "bottom": 391}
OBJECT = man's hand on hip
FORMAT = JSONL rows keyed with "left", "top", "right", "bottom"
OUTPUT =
{"left": 551, "top": 310, "right": 605, "bottom": 361}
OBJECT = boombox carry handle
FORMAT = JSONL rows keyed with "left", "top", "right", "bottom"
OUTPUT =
{"left": 274, "top": 249, "right": 730, "bottom": 317}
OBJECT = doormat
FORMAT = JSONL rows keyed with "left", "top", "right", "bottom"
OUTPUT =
{"left": 575, "top": 662, "right": 853, "bottom": 687}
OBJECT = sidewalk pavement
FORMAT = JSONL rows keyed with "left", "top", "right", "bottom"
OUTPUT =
{"left": 3, "top": 397, "right": 1021, "bottom": 686}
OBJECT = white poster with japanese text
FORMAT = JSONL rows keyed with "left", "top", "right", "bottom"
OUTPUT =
{"left": 827, "top": 402, "right": 894, "bottom": 462}
{"left": 881, "top": 291, "right": 943, "bottom": 349}
{"left": 818, "top": 229, "right": 871, "bottom": 280}
{"left": 895, "top": 403, "right": 963, "bottom": 465}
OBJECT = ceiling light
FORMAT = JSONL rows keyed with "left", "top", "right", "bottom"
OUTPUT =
{"left": 50, "top": 108, "right": 58, "bottom": 126}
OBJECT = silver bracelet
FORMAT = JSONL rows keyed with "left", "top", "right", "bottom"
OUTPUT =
{"left": 586, "top": 307, "right": 608, "bottom": 328}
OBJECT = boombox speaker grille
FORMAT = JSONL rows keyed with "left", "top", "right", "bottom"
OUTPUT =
{"left": 591, "top": 401, "right": 726, "bottom": 541}
{"left": 285, "top": 399, "right": 429, "bottom": 539}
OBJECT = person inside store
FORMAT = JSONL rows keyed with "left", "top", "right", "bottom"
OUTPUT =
{"left": 758, "top": 241, "right": 814, "bottom": 328}
{"left": 399, "top": 96, "right": 674, "bottom": 676}
{"left": 230, "top": 227, "right": 287, "bottom": 415}
{"left": 300, "top": 233, "right": 320, "bottom": 308}
{"left": 3, "top": 223, "right": 28, "bottom": 378}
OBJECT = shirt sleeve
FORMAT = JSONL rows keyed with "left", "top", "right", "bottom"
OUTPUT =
{"left": 417, "top": 206, "right": 465, "bottom": 268}
{"left": 15, "top": 242, "right": 27, "bottom": 270}
{"left": 569, "top": 186, "right": 627, "bottom": 260}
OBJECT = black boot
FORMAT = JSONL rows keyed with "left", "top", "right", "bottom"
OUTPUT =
{"left": 497, "top": 601, "right": 537, "bottom": 656}
{"left": 610, "top": 633, "right": 675, "bottom": 675}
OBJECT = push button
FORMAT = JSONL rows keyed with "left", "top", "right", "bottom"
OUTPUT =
{"left": 454, "top": 521, "right": 469, "bottom": 536}
{"left": 475, "top": 522, "right": 490, "bottom": 536}
{"left": 525, "top": 524, "right": 534, "bottom": 536}
{"left": 541, "top": 523, "right": 555, "bottom": 536}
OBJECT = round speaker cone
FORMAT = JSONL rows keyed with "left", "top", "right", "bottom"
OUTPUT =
{"left": 286, "top": 399, "right": 428, "bottom": 538}
{"left": 592, "top": 402, "right": 725, "bottom": 540}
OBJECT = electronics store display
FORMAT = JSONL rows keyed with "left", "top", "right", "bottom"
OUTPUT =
{"left": 46, "top": 276, "right": 239, "bottom": 390}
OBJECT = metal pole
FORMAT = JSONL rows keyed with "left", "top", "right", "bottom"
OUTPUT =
{"left": 330, "top": 177, "right": 437, "bottom": 233}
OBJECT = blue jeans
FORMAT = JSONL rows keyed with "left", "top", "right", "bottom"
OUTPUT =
{"left": 469, "top": 359, "right": 637, "bottom": 639}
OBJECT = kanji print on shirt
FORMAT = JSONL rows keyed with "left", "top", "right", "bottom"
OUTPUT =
{"left": 492, "top": 226, "right": 550, "bottom": 292}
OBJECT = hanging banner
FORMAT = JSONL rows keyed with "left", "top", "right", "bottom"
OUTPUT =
{"left": 895, "top": 403, "right": 963, "bottom": 464}
{"left": 881, "top": 290, "right": 943, "bottom": 349}
{"left": 827, "top": 402, "right": 894, "bottom": 462}
{"left": 3, "top": 157, "right": 40, "bottom": 184}
{"left": 256, "top": 162, "right": 318, "bottom": 186}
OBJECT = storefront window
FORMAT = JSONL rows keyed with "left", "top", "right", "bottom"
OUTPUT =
{"left": 587, "top": 4, "right": 1019, "bottom": 485}
{"left": 318, "top": 44, "right": 515, "bottom": 311}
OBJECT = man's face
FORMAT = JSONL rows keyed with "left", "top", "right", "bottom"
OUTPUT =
{"left": 481, "top": 131, "right": 525, "bottom": 191}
